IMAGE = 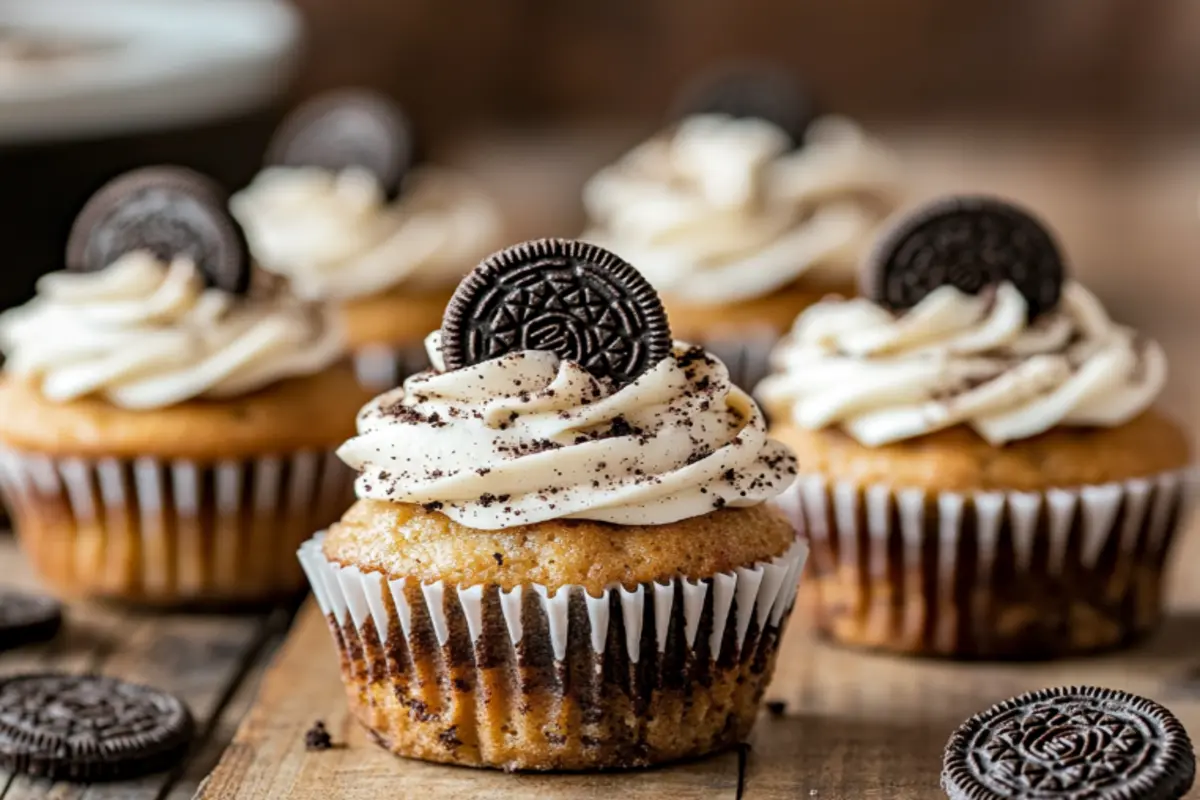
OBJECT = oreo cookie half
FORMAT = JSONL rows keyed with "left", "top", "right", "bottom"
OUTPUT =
{"left": 942, "top": 686, "right": 1195, "bottom": 800}
{"left": 266, "top": 88, "right": 415, "bottom": 200}
{"left": 864, "top": 195, "right": 1065, "bottom": 319}
{"left": 670, "top": 63, "right": 817, "bottom": 148}
{"left": 0, "top": 673, "right": 195, "bottom": 783}
{"left": 0, "top": 591, "right": 63, "bottom": 652}
{"left": 440, "top": 239, "right": 672, "bottom": 387}
{"left": 66, "top": 166, "right": 251, "bottom": 295}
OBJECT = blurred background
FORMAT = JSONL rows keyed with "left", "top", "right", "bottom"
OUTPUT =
{"left": 2, "top": 0, "right": 1199, "bottom": 414}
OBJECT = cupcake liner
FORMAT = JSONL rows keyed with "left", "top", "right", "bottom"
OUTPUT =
{"left": 699, "top": 333, "right": 777, "bottom": 393}
{"left": 352, "top": 343, "right": 431, "bottom": 391}
{"left": 0, "top": 448, "right": 354, "bottom": 604}
{"left": 775, "top": 468, "right": 1198, "bottom": 658}
{"left": 298, "top": 533, "right": 807, "bottom": 770}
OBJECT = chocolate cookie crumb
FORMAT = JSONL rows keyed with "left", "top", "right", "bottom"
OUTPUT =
{"left": 492, "top": 553, "right": 504, "bottom": 566}
{"left": 766, "top": 701, "right": 787, "bottom": 717}
{"left": 304, "top": 721, "right": 333, "bottom": 751}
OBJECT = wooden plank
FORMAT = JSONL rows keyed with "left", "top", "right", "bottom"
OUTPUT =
{"left": 0, "top": 541, "right": 283, "bottom": 800}
{"left": 198, "top": 601, "right": 742, "bottom": 799}
{"left": 198, "top": 524, "right": 1200, "bottom": 799}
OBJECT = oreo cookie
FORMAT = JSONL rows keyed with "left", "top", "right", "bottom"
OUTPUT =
{"left": 942, "top": 686, "right": 1195, "bottom": 800}
{"left": 864, "top": 195, "right": 1065, "bottom": 319}
{"left": 67, "top": 166, "right": 251, "bottom": 295}
{"left": 266, "top": 89, "right": 415, "bottom": 200}
{"left": 0, "top": 591, "right": 62, "bottom": 651}
{"left": 670, "top": 63, "right": 817, "bottom": 148}
{"left": 0, "top": 673, "right": 195, "bottom": 783}
{"left": 440, "top": 239, "right": 671, "bottom": 387}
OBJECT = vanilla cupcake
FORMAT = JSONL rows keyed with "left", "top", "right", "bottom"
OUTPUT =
{"left": 582, "top": 67, "right": 902, "bottom": 389}
{"left": 758, "top": 196, "right": 1194, "bottom": 659}
{"left": 0, "top": 167, "right": 372, "bottom": 606}
{"left": 299, "top": 239, "right": 805, "bottom": 770}
{"left": 232, "top": 89, "right": 504, "bottom": 390}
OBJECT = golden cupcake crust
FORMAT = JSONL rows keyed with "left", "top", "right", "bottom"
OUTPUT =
{"left": 340, "top": 285, "right": 454, "bottom": 350}
{"left": 323, "top": 500, "right": 796, "bottom": 593}
{"left": 0, "top": 364, "right": 372, "bottom": 459}
{"left": 772, "top": 410, "right": 1191, "bottom": 492}
{"left": 665, "top": 279, "right": 855, "bottom": 343}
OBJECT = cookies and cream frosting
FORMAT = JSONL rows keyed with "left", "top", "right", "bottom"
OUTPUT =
{"left": 757, "top": 282, "right": 1166, "bottom": 446}
{"left": 582, "top": 114, "right": 901, "bottom": 304}
{"left": 230, "top": 165, "right": 503, "bottom": 301}
{"left": 337, "top": 333, "right": 798, "bottom": 529}
{"left": 0, "top": 251, "right": 344, "bottom": 409}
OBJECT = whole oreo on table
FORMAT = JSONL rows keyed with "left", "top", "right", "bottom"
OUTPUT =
{"left": 266, "top": 88, "right": 416, "bottom": 200}
{"left": 440, "top": 239, "right": 672, "bottom": 387}
{"left": 0, "top": 673, "right": 195, "bottom": 783}
{"left": 670, "top": 63, "right": 817, "bottom": 148}
{"left": 942, "top": 685, "right": 1195, "bottom": 800}
{"left": 864, "top": 195, "right": 1065, "bottom": 319}
{"left": 0, "top": 590, "right": 62, "bottom": 651}
{"left": 66, "top": 166, "right": 251, "bottom": 295}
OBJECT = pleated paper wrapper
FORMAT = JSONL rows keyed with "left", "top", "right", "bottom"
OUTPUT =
{"left": 299, "top": 533, "right": 808, "bottom": 770}
{"left": 0, "top": 448, "right": 354, "bottom": 605}
{"left": 774, "top": 468, "right": 1198, "bottom": 659}
{"left": 352, "top": 342, "right": 431, "bottom": 391}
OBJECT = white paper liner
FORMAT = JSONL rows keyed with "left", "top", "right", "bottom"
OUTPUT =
{"left": 0, "top": 448, "right": 354, "bottom": 601}
{"left": 775, "top": 468, "right": 1199, "bottom": 656}
{"left": 702, "top": 334, "right": 778, "bottom": 394}
{"left": 299, "top": 533, "right": 807, "bottom": 664}
{"left": 352, "top": 342, "right": 431, "bottom": 391}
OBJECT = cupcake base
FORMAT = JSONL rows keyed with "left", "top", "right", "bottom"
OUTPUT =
{"left": 1, "top": 451, "right": 353, "bottom": 606}
{"left": 300, "top": 534, "right": 806, "bottom": 771}
{"left": 776, "top": 469, "right": 1196, "bottom": 660}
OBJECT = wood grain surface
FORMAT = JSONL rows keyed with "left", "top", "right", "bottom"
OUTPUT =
{"left": 0, "top": 541, "right": 290, "bottom": 800}
{"left": 196, "top": 526, "right": 1200, "bottom": 799}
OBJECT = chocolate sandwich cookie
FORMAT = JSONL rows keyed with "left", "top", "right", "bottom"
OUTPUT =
{"left": 66, "top": 166, "right": 251, "bottom": 295}
{"left": 266, "top": 88, "right": 415, "bottom": 200}
{"left": 671, "top": 63, "right": 817, "bottom": 148}
{"left": 0, "top": 591, "right": 62, "bottom": 651}
{"left": 942, "top": 686, "right": 1195, "bottom": 800}
{"left": 864, "top": 195, "right": 1065, "bottom": 319}
{"left": 0, "top": 673, "right": 195, "bottom": 783}
{"left": 440, "top": 239, "right": 672, "bottom": 387}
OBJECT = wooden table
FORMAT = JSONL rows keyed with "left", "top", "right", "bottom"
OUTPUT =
{"left": 195, "top": 525, "right": 1200, "bottom": 799}
{"left": 0, "top": 537, "right": 292, "bottom": 800}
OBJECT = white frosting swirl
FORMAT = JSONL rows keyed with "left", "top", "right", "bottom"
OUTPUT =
{"left": 757, "top": 282, "right": 1166, "bottom": 446}
{"left": 0, "top": 252, "right": 345, "bottom": 409}
{"left": 338, "top": 334, "right": 798, "bottom": 529}
{"left": 582, "top": 114, "right": 901, "bottom": 304}
{"left": 230, "top": 165, "right": 503, "bottom": 301}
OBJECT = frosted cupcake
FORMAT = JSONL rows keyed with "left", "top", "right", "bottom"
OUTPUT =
{"left": 0, "top": 167, "right": 371, "bottom": 606}
{"left": 299, "top": 239, "right": 806, "bottom": 770}
{"left": 582, "top": 67, "right": 902, "bottom": 389}
{"left": 232, "top": 89, "right": 504, "bottom": 390}
{"left": 759, "top": 196, "right": 1194, "bottom": 659}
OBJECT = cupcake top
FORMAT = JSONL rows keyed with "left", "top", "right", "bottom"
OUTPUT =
{"left": 581, "top": 75, "right": 901, "bottom": 305}
{"left": 757, "top": 196, "right": 1167, "bottom": 446}
{"left": 230, "top": 90, "right": 503, "bottom": 302}
{"left": 336, "top": 239, "right": 798, "bottom": 530}
{"left": 0, "top": 167, "right": 344, "bottom": 410}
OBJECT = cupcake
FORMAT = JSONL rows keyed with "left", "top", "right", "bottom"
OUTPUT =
{"left": 0, "top": 167, "right": 371, "bottom": 606}
{"left": 299, "top": 238, "right": 806, "bottom": 770}
{"left": 582, "top": 66, "right": 902, "bottom": 389}
{"left": 231, "top": 89, "right": 505, "bottom": 390}
{"left": 758, "top": 195, "right": 1194, "bottom": 660}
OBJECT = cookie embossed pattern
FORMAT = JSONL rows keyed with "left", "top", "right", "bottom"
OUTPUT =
{"left": 942, "top": 686, "right": 1196, "bottom": 800}
{"left": 300, "top": 237, "right": 805, "bottom": 771}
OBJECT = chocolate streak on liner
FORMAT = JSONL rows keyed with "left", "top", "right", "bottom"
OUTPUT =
{"left": 325, "top": 570, "right": 790, "bottom": 770}
{"left": 785, "top": 472, "right": 1191, "bottom": 659}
